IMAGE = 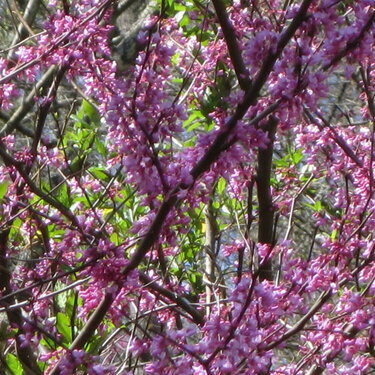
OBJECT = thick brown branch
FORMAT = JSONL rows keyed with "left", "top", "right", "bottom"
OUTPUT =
{"left": 257, "top": 116, "right": 278, "bottom": 281}
{"left": 191, "top": 0, "right": 313, "bottom": 181}
{"left": 69, "top": 292, "right": 115, "bottom": 350}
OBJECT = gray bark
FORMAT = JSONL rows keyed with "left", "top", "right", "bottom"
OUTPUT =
{"left": 110, "top": 0, "right": 157, "bottom": 70}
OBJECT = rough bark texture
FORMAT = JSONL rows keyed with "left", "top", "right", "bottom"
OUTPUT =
{"left": 111, "top": 0, "right": 156, "bottom": 70}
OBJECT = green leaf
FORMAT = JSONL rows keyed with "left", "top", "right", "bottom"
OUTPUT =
{"left": 187, "top": 121, "right": 203, "bottom": 132}
{"left": 313, "top": 201, "right": 322, "bottom": 212}
{"left": 110, "top": 232, "right": 120, "bottom": 245}
{"left": 171, "top": 53, "right": 181, "bottom": 66}
{"left": 56, "top": 312, "right": 72, "bottom": 344}
{"left": 212, "top": 201, "right": 220, "bottom": 209}
{"left": 217, "top": 177, "right": 226, "bottom": 195}
{"left": 6, "top": 353, "right": 23, "bottom": 375}
{"left": 48, "top": 228, "right": 65, "bottom": 240}
{"left": 74, "top": 99, "right": 100, "bottom": 128}
{"left": 183, "top": 110, "right": 204, "bottom": 129}
{"left": 94, "top": 137, "right": 107, "bottom": 157}
{"left": 40, "top": 336, "right": 56, "bottom": 350}
{"left": 0, "top": 181, "right": 9, "bottom": 200}
{"left": 274, "top": 157, "right": 289, "bottom": 167}
{"left": 306, "top": 200, "right": 322, "bottom": 212}
{"left": 330, "top": 229, "right": 338, "bottom": 241}
{"left": 89, "top": 167, "right": 109, "bottom": 182}
{"left": 174, "top": 3, "right": 186, "bottom": 11}
{"left": 290, "top": 149, "right": 303, "bottom": 165}
{"left": 9, "top": 218, "right": 22, "bottom": 240}
{"left": 57, "top": 184, "right": 72, "bottom": 207}
{"left": 183, "top": 137, "right": 197, "bottom": 147}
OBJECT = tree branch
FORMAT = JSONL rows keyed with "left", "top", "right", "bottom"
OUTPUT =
{"left": 190, "top": 0, "right": 313, "bottom": 180}
{"left": 49, "top": 1, "right": 314, "bottom": 371}
{"left": 256, "top": 116, "right": 278, "bottom": 281}
{"left": 0, "top": 66, "right": 57, "bottom": 137}
{"left": 211, "top": 0, "right": 251, "bottom": 90}
{"left": 0, "top": 229, "right": 42, "bottom": 375}
{"left": 139, "top": 272, "right": 205, "bottom": 326}
{"left": 7, "top": 0, "right": 40, "bottom": 61}
{"left": 323, "top": 11, "right": 375, "bottom": 70}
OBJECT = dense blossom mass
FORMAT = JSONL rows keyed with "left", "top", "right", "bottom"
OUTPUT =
{"left": 0, "top": 0, "right": 374, "bottom": 374}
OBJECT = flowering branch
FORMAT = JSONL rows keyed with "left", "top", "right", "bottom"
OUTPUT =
{"left": 1, "top": 0, "right": 374, "bottom": 373}
{"left": 323, "top": 11, "right": 375, "bottom": 70}
{"left": 211, "top": 0, "right": 251, "bottom": 90}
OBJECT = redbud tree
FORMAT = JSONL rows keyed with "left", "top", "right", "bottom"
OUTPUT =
{"left": 0, "top": 0, "right": 374, "bottom": 374}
